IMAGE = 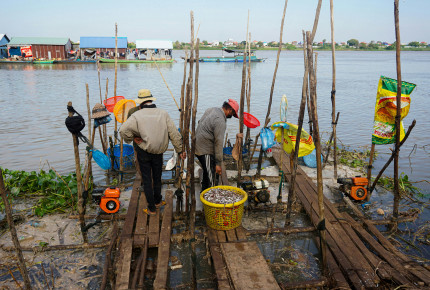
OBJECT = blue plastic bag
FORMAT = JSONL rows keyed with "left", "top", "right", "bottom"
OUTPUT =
{"left": 260, "top": 127, "right": 276, "bottom": 151}
{"left": 91, "top": 149, "right": 111, "bottom": 170}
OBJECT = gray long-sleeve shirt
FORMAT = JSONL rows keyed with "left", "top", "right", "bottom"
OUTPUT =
{"left": 195, "top": 107, "right": 226, "bottom": 165}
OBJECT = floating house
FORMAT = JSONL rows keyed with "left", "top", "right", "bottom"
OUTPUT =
{"left": 80, "top": 37, "right": 128, "bottom": 59}
{"left": 7, "top": 37, "right": 71, "bottom": 59}
{"left": 0, "top": 34, "right": 10, "bottom": 58}
{"left": 135, "top": 40, "right": 173, "bottom": 61}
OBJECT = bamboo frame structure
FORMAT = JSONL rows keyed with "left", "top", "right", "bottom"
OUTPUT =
{"left": 330, "top": 0, "right": 338, "bottom": 179}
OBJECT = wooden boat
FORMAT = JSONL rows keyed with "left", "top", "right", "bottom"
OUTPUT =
{"left": 183, "top": 48, "right": 265, "bottom": 63}
{"left": 56, "top": 59, "right": 97, "bottom": 64}
{"left": 33, "top": 60, "right": 56, "bottom": 64}
{"left": 0, "top": 59, "right": 32, "bottom": 64}
{"left": 99, "top": 58, "right": 174, "bottom": 64}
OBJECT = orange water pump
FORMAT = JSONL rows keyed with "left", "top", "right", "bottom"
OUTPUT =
{"left": 93, "top": 187, "right": 121, "bottom": 214}
{"left": 337, "top": 176, "right": 368, "bottom": 201}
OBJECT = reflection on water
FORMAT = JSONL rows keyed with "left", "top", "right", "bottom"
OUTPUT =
{"left": 0, "top": 50, "right": 429, "bottom": 194}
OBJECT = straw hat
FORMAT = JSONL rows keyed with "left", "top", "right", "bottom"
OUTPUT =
{"left": 91, "top": 103, "right": 110, "bottom": 119}
{"left": 135, "top": 89, "right": 156, "bottom": 104}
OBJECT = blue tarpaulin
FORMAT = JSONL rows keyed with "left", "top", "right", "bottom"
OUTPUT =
{"left": 80, "top": 37, "right": 128, "bottom": 49}
{"left": 8, "top": 47, "right": 21, "bottom": 56}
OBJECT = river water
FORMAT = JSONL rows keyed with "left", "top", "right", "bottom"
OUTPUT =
{"left": 1, "top": 50, "right": 428, "bottom": 193}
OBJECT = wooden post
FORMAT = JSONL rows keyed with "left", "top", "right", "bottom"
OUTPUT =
{"left": 84, "top": 126, "right": 97, "bottom": 190}
{"left": 0, "top": 169, "right": 32, "bottom": 290}
{"left": 257, "top": 0, "right": 289, "bottom": 176}
{"left": 97, "top": 61, "right": 102, "bottom": 102}
{"left": 68, "top": 101, "right": 88, "bottom": 243}
{"left": 392, "top": 0, "right": 402, "bottom": 230}
{"left": 114, "top": 23, "right": 118, "bottom": 145}
{"left": 366, "top": 143, "right": 376, "bottom": 191}
{"left": 119, "top": 105, "right": 126, "bottom": 172}
{"left": 189, "top": 38, "right": 199, "bottom": 236}
{"left": 237, "top": 10, "right": 250, "bottom": 185}
{"left": 306, "top": 31, "right": 326, "bottom": 268}
{"left": 330, "top": 0, "right": 338, "bottom": 179}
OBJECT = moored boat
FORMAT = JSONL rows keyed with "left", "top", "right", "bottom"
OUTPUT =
{"left": 33, "top": 60, "right": 56, "bottom": 64}
{"left": 183, "top": 48, "right": 265, "bottom": 63}
{"left": 99, "top": 57, "right": 174, "bottom": 64}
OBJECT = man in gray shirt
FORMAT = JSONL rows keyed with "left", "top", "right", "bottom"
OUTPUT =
{"left": 195, "top": 99, "right": 239, "bottom": 191}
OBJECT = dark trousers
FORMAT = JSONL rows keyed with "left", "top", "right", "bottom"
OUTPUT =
{"left": 196, "top": 154, "right": 216, "bottom": 192}
{"left": 136, "top": 146, "right": 163, "bottom": 212}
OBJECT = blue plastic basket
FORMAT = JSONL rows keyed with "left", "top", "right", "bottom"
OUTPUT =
{"left": 109, "top": 144, "right": 134, "bottom": 170}
{"left": 223, "top": 146, "right": 248, "bottom": 155}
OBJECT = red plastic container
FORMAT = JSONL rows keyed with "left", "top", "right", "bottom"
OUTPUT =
{"left": 104, "top": 96, "right": 124, "bottom": 113}
{"left": 243, "top": 112, "right": 260, "bottom": 128}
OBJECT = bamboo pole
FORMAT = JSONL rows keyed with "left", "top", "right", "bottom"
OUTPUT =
{"left": 0, "top": 169, "right": 32, "bottom": 290}
{"left": 85, "top": 83, "right": 92, "bottom": 183}
{"left": 67, "top": 101, "right": 88, "bottom": 243}
{"left": 175, "top": 51, "right": 188, "bottom": 213}
{"left": 237, "top": 10, "right": 250, "bottom": 185}
{"left": 150, "top": 56, "right": 179, "bottom": 110}
{"left": 368, "top": 120, "right": 416, "bottom": 195}
{"left": 84, "top": 126, "right": 97, "bottom": 190}
{"left": 184, "top": 11, "right": 195, "bottom": 214}
{"left": 257, "top": 0, "right": 289, "bottom": 177}
{"left": 322, "top": 112, "right": 340, "bottom": 169}
{"left": 306, "top": 31, "right": 326, "bottom": 268}
{"left": 245, "top": 32, "right": 252, "bottom": 172}
{"left": 119, "top": 105, "right": 126, "bottom": 172}
{"left": 392, "top": 0, "right": 402, "bottom": 230}
{"left": 330, "top": 0, "right": 338, "bottom": 179}
{"left": 286, "top": 31, "right": 309, "bottom": 223}
{"left": 97, "top": 61, "right": 102, "bottom": 102}
{"left": 286, "top": 0, "right": 322, "bottom": 222}
{"left": 104, "top": 78, "right": 109, "bottom": 149}
{"left": 114, "top": 23, "right": 118, "bottom": 145}
{"left": 189, "top": 38, "right": 199, "bottom": 236}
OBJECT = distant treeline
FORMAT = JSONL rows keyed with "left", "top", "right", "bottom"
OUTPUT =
{"left": 167, "top": 39, "right": 429, "bottom": 51}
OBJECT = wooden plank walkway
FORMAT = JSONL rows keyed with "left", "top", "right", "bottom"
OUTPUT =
{"left": 272, "top": 146, "right": 430, "bottom": 289}
{"left": 207, "top": 226, "right": 280, "bottom": 289}
{"left": 114, "top": 173, "right": 174, "bottom": 289}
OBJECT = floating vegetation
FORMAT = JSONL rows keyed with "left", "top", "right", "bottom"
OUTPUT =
{"left": 377, "top": 173, "right": 428, "bottom": 199}
{"left": 337, "top": 146, "right": 377, "bottom": 171}
{"left": 0, "top": 168, "right": 89, "bottom": 217}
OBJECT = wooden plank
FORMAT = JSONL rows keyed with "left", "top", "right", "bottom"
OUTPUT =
{"left": 338, "top": 212, "right": 391, "bottom": 281}
{"left": 221, "top": 241, "right": 280, "bottom": 290}
{"left": 121, "top": 175, "right": 141, "bottom": 238}
{"left": 207, "top": 229, "right": 219, "bottom": 244}
{"left": 210, "top": 244, "right": 232, "bottom": 289}
{"left": 342, "top": 213, "right": 417, "bottom": 286}
{"left": 235, "top": 226, "right": 247, "bottom": 241}
{"left": 217, "top": 230, "right": 227, "bottom": 243}
{"left": 148, "top": 199, "right": 161, "bottom": 247}
{"left": 115, "top": 237, "right": 133, "bottom": 290}
{"left": 153, "top": 191, "right": 173, "bottom": 289}
{"left": 342, "top": 195, "right": 430, "bottom": 285}
{"left": 225, "top": 229, "right": 237, "bottom": 242}
{"left": 133, "top": 192, "right": 148, "bottom": 247}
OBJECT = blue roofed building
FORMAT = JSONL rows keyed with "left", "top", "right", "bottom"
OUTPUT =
{"left": 79, "top": 37, "right": 128, "bottom": 59}
{"left": 0, "top": 34, "right": 10, "bottom": 58}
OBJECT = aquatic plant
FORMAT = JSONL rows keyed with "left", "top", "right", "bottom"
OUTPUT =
{"left": 0, "top": 168, "right": 89, "bottom": 217}
{"left": 377, "top": 173, "right": 427, "bottom": 198}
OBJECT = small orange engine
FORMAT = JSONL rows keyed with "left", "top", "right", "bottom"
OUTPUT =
{"left": 93, "top": 187, "right": 121, "bottom": 214}
{"left": 337, "top": 176, "right": 368, "bottom": 201}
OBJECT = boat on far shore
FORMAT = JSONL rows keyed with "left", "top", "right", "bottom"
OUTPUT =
{"left": 182, "top": 48, "right": 266, "bottom": 63}
{"left": 98, "top": 57, "right": 174, "bottom": 64}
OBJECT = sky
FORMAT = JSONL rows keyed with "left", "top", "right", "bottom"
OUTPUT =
{"left": 1, "top": 0, "right": 429, "bottom": 44}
